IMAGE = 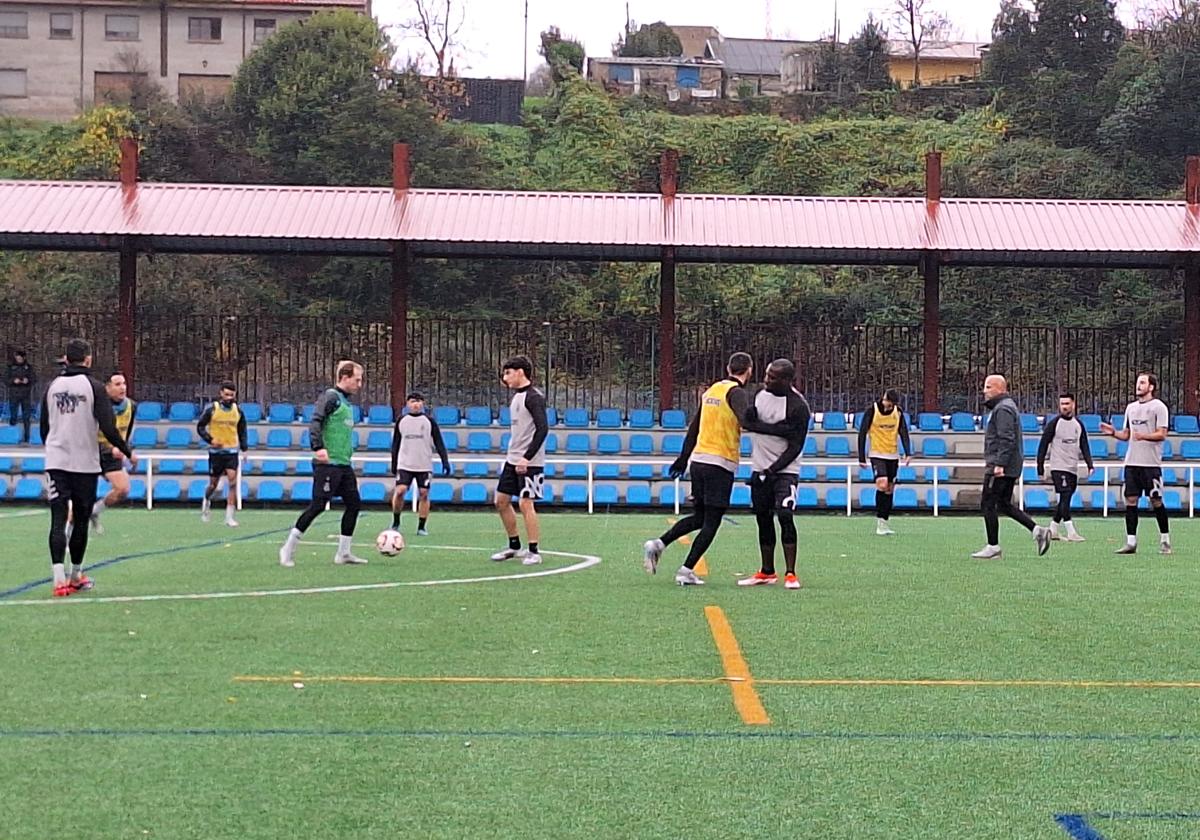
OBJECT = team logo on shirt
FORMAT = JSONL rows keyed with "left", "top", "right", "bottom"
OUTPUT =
{"left": 53, "top": 391, "right": 86, "bottom": 414}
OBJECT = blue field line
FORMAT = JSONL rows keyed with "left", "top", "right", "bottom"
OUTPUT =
{"left": 4, "top": 726, "right": 1200, "bottom": 744}
{"left": 1055, "top": 815, "right": 1106, "bottom": 840}
{"left": 0, "top": 528, "right": 287, "bottom": 600}
{"left": 1091, "top": 812, "right": 1200, "bottom": 820}
{"left": 1055, "top": 811, "right": 1200, "bottom": 839}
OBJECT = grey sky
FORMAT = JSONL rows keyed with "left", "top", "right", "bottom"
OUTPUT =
{"left": 375, "top": 0, "right": 1145, "bottom": 80}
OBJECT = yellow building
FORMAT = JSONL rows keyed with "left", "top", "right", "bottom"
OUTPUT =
{"left": 887, "top": 41, "right": 986, "bottom": 89}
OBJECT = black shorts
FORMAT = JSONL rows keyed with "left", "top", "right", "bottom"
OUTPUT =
{"left": 1050, "top": 470, "right": 1078, "bottom": 495}
{"left": 99, "top": 448, "right": 124, "bottom": 475}
{"left": 870, "top": 458, "right": 899, "bottom": 483}
{"left": 750, "top": 472, "right": 799, "bottom": 513}
{"left": 1124, "top": 466, "right": 1163, "bottom": 499}
{"left": 48, "top": 470, "right": 99, "bottom": 514}
{"left": 981, "top": 473, "right": 1018, "bottom": 505}
{"left": 688, "top": 462, "right": 735, "bottom": 510}
{"left": 396, "top": 469, "right": 431, "bottom": 490}
{"left": 313, "top": 463, "right": 360, "bottom": 504}
{"left": 497, "top": 463, "right": 544, "bottom": 500}
{"left": 208, "top": 452, "right": 239, "bottom": 477}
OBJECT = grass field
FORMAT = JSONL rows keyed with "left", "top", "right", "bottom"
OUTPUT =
{"left": 1, "top": 506, "right": 1198, "bottom": 839}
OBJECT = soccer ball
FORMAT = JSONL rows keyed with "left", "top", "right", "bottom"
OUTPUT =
{"left": 376, "top": 529, "right": 405, "bottom": 556}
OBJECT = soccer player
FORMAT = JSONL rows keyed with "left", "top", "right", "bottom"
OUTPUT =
{"left": 1100, "top": 372, "right": 1172, "bottom": 555}
{"left": 88, "top": 372, "right": 137, "bottom": 534}
{"left": 40, "top": 338, "right": 133, "bottom": 597}
{"left": 490, "top": 356, "right": 548, "bottom": 566}
{"left": 971, "top": 374, "right": 1051, "bottom": 560}
{"left": 389, "top": 391, "right": 451, "bottom": 536}
{"left": 736, "top": 359, "right": 811, "bottom": 591}
{"left": 278, "top": 361, "right": 366, "bottom": 567}
{"left": 196, "top": 381, "right": 248, "bottom": 527}
{"left": 1036, "top": 392, "right": 1094, "bottom": 542}
{"left": 857, "top": 388, "right": 912, "bottom": 536}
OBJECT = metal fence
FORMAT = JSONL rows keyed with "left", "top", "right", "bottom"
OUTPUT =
{"left": 0, "top": 312, "right": 1186, "bottom": 415}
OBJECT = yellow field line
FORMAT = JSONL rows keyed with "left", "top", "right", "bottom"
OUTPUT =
{"left": 755, "top": 677, "right": 1200, "bottom": 689}
{"left": 703, "top": 605, "right": 770, "bottom": 725}
{"left": 234, "top": 675, "right": 726, "bottom": 686}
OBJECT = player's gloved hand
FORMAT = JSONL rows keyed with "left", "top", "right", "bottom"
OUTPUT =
{"left": 668, "top": 458, "right": 687, "bottom": 479}
{"left": 441, "top": 461, "right": 452, "bottom": 476}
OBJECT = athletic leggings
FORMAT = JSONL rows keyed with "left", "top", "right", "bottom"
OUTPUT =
{"left": 981, "top": 473, "right": 1036, "bottom": 546}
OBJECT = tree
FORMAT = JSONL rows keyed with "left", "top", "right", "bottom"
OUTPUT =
{"left": 526, "top": 64, "right": 554, "bottom": 97}
{"left": 983, "top": 0, "right": 1037, "bottom": 86}
{"left": 846, "top": 16, "right": 894, "bottom": 91}
{"left": 616, "top": 21, "right": 682, "bottom": 58}
{"left": 892, "top": 0, "right": 949, "bottom": 87}
{"left": 397, "top": 0, "right": 465, "bottom": 78}
{"left": 539, "top": 26, "right": 584, "bottom": 84}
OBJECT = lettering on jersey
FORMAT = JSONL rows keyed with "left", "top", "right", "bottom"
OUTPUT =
{"left": 54, "top": 391, "right": 86, "bottom": 414}
{"left": 704, "top": 396, "right": 723, "bottom": 407}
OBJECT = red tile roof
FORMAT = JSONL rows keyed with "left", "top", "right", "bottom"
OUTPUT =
{"left": 3, "top": 179, "right": 1198, "bottom": 267}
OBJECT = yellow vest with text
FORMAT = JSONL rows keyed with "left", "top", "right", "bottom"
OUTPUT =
{"left": 208, "top": 402, "right": 242, "bottom": 450}
{"left": 694, "top": 379, "right": 742, "bottom": 463}
{"left": 98, "top": 398, "right": 135, "bottom": 446}
{"left": 869, "top": 406, "right": 901, "bottom": 457}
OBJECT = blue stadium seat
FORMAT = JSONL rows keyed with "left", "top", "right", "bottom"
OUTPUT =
{"left": 0, "top": 477, "right": 7, "bottom": 498}
{"left": 1180, "top": 440, "right": 1200, "bottom": 460}
{"left": 1174, "top": 415, "right": 1200, "bottom": 434}
{"left": 360, "top": 482, "right": 388, "bottom": 504}
{"left": 545, "top": 408, "right": 559, "bottom": 427}
{"left": 594, "top": 462, "right": 621, "bottom": 479}
{"left": 465, "top": 406, "right": 492, "bottom": 427}
{"left": 596, "top": 409, "right": 622, "bottom": 429}
{"left": 1163, "top": 440, "right": 1175, "bottom": 460}
{"left": 245, "top": 428, "right": 260, "bottom": 448}
{"left": 740, "top": 436, "right": 752, "bottom": 457}
{"left": 923, "top": 466, "right": 951, "bottom": 483}
{"left": 22, "top": 456, "right": 44, "bottom": 471}
{"left": 825, "top": 465, "right": 848, "bottom": 482}
{"left": 266, "top": 429, "right": 291, "bottom": 449}
{"left": 461, "top": 483, "right": 489, "bottom": 504}
{"left": 825, "top": 437, "right": 852, "bottom": 457}
{"left": 1116, "top": 440, "right": 1128, "bottom": 459}
{"left": 128, "top": 479, "right": 147, "bottom": 501}
{"left": 894, "top": 487, "right": 919, "bottom": 509}
{"left": 921, "top": 438, "right": 947, "bottom": 458}
{"left": 803, "top": 438, "right": 817, "bottom": 457}
{"left": 0, "top": 427, "right": 19, "bottom": 446}
{"left": 301, "top": 404, "right": 316, "bottom": 423}
{"left": 541, "top": 483, "right": 556, "bottom": 504}
{"left": 1163, "top": 467, "right": 1179, "bottom": 485}
{"left": 1089, "top": 490, "right": 1117, "bottom": 510}
{"left": 1072, "top": 492, "right": 1085, "bottom": 509}
{"left": 597, "top": 434, "right": 621, "bottom": 455}
{"left": 367, "top": 405, "right": 394, "bottom": 426}
{"left": 0, "top": 457, "right": 13, "bottom": 473}
{"left": 240, "top": 403, "right": 263, "bottom": 423}
{"left": 1022, "top": 439, "right": 1038, "bottom": 459}
{"left": 735, "top": 464, "right": 752, "bottom": 481}
{"left": 730, "top": 485, "right": 751, "bottom": 507}
{"left": 950, "top": 412, "right": 976, "bottom": 432}
{"left": 136, "top": 401, "right": 163, "bottom": 422}
{"left": 291, "top": 482, "right": 312, "bottom": 503}
{"left": 1089, "top": 439, "right": 1110, "bottom": 459}
{"left": 917, "top": 412, "right": 943, "bottom": 432}
{"left": 594, "top": 484, "right": 619, "bottom": 505}
{"left": 499, "top": 432, "right": 511, "bottom": 452}
{"left": 168, "top": 402, "right": 197, "bottom": 422}
{"left": 441, "top": 431, "right": 459, "bottom": 452}
{"left": 822, "top": 412, "right": 848, "bottom": 431}
{"left": 859, "top": 487, "right": 877, "bottom": 509}
{"left": 366, "top": 431, "right": 391, "bottom": 451}
{"left": 1109, "top": 414, "right": 1125, "bottom": 431}
{"left": 153, "top": 479, "right": 182, "bottom": 501}
{"left": 363, "top": 461, "right": 390, "bottom": 477}
{"left": 798, "top": 464, "right": 818, "bottom": 481}
{"left": 563, "top": 463, "right": 588, "bottom": 479}
{"left": 498, "top": 406, "right": 511, "bottom": 427}
{"left": 165, "top": 428, "right": 193, "bottom": 449}
{"left": 566, "top": 434, "right": 591, "bottom": 454}
{"left": 1020, "top": 413, "right": 1040, "bottom": 433}
{"left": 260, "top": 459, "right": 287, "bottom": 475}
{"left": 27, "top": 427, "right": 41, "bottom": 446}
{"left": 156, "top": 458, "right": 186, "bottom": 475}
{"left": 131, "top": 427, "right": 158, "bottom": 448}
{"left": 795, "top": 487, "right": 819, "bottom": 508}
{"left": 626, "top": 484, "right": 653, "bottom": 505}
{"left": 295, "top": 459, "right": 313, "bottom": 475}
{"left": 629, "top": 409, "right": 654, "bottom": 429}
{"left": 657, "top": 485, "right": 680, "bottom": 507}
{"left": 13, "top": 477, "right": 43, "bottom": 500}
{"left": 434, "top": 406, "right": 461, "bottom": 427}
{"left": 858, "top": 466, "right": 874, "bottom": 482}
{"left": 1025, "top": 489, "right": 1051, "bottom": 510}
{"left": 628, "top": 463, "right": 655, "bottom": 480}
{"left": 564, "top": 408, "right": 590, "bottom": 429}
{"left": 826, "top": 486, "right": 848, "bottom": 509}
{"left": 429, "top": 483, "right": 454, "bottom": 504}
{"left": 464, "top": 462, "right": 490, "bottom": 478}
{"left": 897, "top": 466, "right": 918, "bottom": 483}
{"left": 1163, "top": 490, "right": 1183, "bottom": 511}
{"left": 660, "top": 410, "right": 686, "bottom": 429}
{"left": 256, "top": 480, "right": 284, "bottom": 501}
{"left": 562, "top": 483, "right": 588, "bottom": 505}
{"left": 1022, "top": 466, "right": 1038, "bottom": 483}
{"left": 926, "top": 488, "right": 952, "bottom": 509}
{"left": 544, "top": 433, "right": 559, "bottom": 454}
{"left": 351, "top": 405, "right": 362, "bottom": 424}
{"left": 186, "top": 478, "right": 208, "bottom": 500}
{"left": 268, "top": 403, "right": 296, "bottom": 424}
{"left": 467, "top": 432, "right": 492, "bottom": 453}
{"left": 1078, "top": 414, "right": 1102, "bottom": 434}
{"left": 629, "top": 434, "right": 654, "bottom": 455}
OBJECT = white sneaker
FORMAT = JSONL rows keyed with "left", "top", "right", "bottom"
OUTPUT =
{"left": 970, "top": 545, "right": 1003, "bottom": 559}
{"left": 1160, "top": 542, "right": 1174, "bottom": 555}
{"left": 876, "top": 519, "right": 895, "bottom": 536}
{"left": 642, "top": 538, "right": 664, "bottom": 574}
{"left": 675, "top": 565, "right": 705, "bottom": 586}
{"left": 201, "top": 499, "right": 211, "bottom": 523}
{"left": 491, "top": 548, "right": 519, "bottom": 562}
{"left": 521, "top": 551, "right": 542, "bottom": 566}
{"left": 89, "top": 515, "right": 104, "bottom": 535}
{"left": 225, "top": 516, "right": 239, "bottom": 528}
{"left": 1065, "top": 528, "right": 1085, "bottom": 542}
{"left": 1049, "top": 523, "right": 1061, "bottom": 541}
{"left": 279, "top": 544, "right": 295, "bottom": 568}
{"left": 334, "top": 553, "right": 368, "bottom": 565}
{"left": 1033, "top": 525, "right": 1051, "bottom": 556}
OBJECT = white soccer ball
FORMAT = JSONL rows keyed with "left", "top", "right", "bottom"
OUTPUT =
{"left": 376, "top": 529, "right": 405, "bottom": 556}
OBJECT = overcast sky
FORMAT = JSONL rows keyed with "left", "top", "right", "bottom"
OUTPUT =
{"left": 374, "top": 0, "right": 1145, "bottom": 80}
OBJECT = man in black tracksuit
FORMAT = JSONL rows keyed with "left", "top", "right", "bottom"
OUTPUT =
{"left": 971, "top": 374, "right": 1051, "bottom": 560}
{"left": 6, "top": 349, "right": 36, "bottom": 443}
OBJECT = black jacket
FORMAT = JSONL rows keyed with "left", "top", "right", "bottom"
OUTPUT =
{"left": 983, "top": 394, "right": 1024, "bottom": 477}
{"left": 5, "top": 362, "right": 35, "bottom": 393}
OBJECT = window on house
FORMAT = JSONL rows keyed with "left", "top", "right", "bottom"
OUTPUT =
{"left": 0, "top": 68, "right": 27, "bottom": 97}
{"left": 608, "top": 64, "right": 634, "bottom": 83}
{"left": 676, "top": 67, "right": 700, "bottom": 88}
{"left": 105, "top": 14, "right": 139, "bottom": 40}
{"left": 253, "top": 18, "right": 276, "bottom": 44}
{"left": 188, "top": 17, "right": 222, "bottom": 42}
{"left": 94, "top": 70, "right": 146, "bottom": 103}
{"left": 0, "top": 11, "right": 28, "bottom": 38}
{"left": 178, "top": 73, "right": 232, "bottom": 100}
{"left": 50, "top": 12, "right": 73, "bottom": 38}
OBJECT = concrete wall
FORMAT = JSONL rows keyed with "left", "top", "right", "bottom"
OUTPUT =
{"left": 591, "top": 60, "right": 722, "bottom": 100}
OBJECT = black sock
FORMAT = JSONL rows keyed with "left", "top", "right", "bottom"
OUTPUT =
{"left": 529, "top": 542, "right": 539, "bottom": 554}
{"left": 1125, "top": 508, "right": 1138, "bottom": 537}
{"left": 509, "top": 535, "right": 521, "bottom": 551}
{"left": 391, "top": 513, "right": 401, "bottom": 529}
{"left": 1154, "top": 504, "right": 1170, "bottom": 535}
{"left": 418, "top": 517, "right": 427, "bottom": 530}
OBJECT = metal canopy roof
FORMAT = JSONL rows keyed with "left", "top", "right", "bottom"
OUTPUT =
{"left": 3, "top": 179, "right": 1199, "bottom": 268}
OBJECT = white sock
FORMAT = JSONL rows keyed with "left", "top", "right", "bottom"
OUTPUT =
{"left": 337, "top": 535, "right": 353, "bottom": 556}
{"left": 52, "top": 565, "right": 66, "bottom": 586}
{"left": 1127, "top": 535, "right": 1138, "bottom": 547}
{"left": 71, "top": 563, "right": 83, "bottom": 581}
{"left": 225, "top": 504, "right": 236, "bottom": 519}
{"left": 988, "top": 544, "right": 1000, "bottom": 551}
{"left": 285, "top": 527, "right": 302, "bottom": 549}
{"left": 1161, "top": 533, "right": 1171, "bottom": 544}
{"left": 1066, "top": 521, "right": 1078, "bottom": 534}
{"left": 92, "top": 499, "right": 106, "bottom": 517}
